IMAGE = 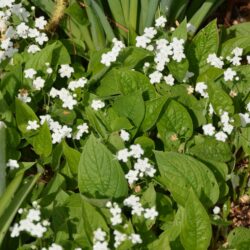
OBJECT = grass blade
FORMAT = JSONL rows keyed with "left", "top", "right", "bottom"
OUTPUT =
{"left": 129, "top": 0, "right": 138, "bottom": 31}
{"left": 0, "top": 173, "right": 41, "bottom": 246}
{"left": 90, "top": 0, "right": 115, "bottom": 42}
{"left": 0, "top": 123, "right": 6, "bottom": 196}
{"left": 139, "top": 0, "right": 149, "bottom": 34}
{"left": 84, "top": 0, "right": 106, "bottom": 50}
{"left": 145, "top": 0, "right": 160, "bottom": 28}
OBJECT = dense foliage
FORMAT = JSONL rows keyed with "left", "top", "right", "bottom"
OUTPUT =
{"left": 0, "top": 0, "right": 250, "bottom": 250}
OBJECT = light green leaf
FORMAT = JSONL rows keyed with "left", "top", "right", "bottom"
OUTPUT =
{"left": 180, "top": 189, "right": 212, "bottom": 250}
{"left": 0, "top": 124, "right": 6, "bottom": 196}
{"left": 187, "top": 19, "right": 219, "bottom": 75}
{"left": 227, "top": 227, "right": 250, "bottom": 250}
{"left": 157, "top": 100, "right": 193, "bottom": 143}
{"left": 78, "top": 134, "right": 128, "bottom": 198}
{"left": 29, "top": 122, "right": 52, "bottom": 157}
{"left": 155, "top": 151, "right": 219, "bottom": 207}
{"left": 62, "top": 141, "right": 80, "bottom": 176}
{"left": 147, "top": 230, "right": 171, "bottom": 250}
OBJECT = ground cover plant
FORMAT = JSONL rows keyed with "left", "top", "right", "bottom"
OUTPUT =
{"left": 1, "top": 0, "right": 250, "bottom": 250}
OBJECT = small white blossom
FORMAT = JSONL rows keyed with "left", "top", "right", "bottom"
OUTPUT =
{"left": 207, "top": 53, "right": 224, "bottom": 69}
{"left": 239, "top": 113, "right": 250, "bottom": 127}
{"left": 195, "top": 82, "right": 208, "bottom": 98}
{"left": 117, "top": 148, "right": 130, "bottom": 163}
{"left": 59, "top": 64, "right": 74, "bottom": 78}
{"left": 27, "top": 44, "right": 40, "bottom": 54}
{"left": 114, "top": 230, "right": 127, "bottom": 248}
{"left": 91, "top": 99, "right": 105, "bottom": 111}
{"left": 224, "top": 68, "right": 237, "bottom": 81}
{"left": 33, "top": 77, "right": 45, "bottom": 90}
{"left": 164, "top": 74, "right": 175, "bottom": 86}
{"left": 246, "top": 102, "right": 250, "bottom": 112}
{"left": 24, "top": 68, "right": 37, "bottom": 79}
{"left": 93, "top": 228, "right": 107, "bottom": 242}
{"left": 215, "top": 131, "right": 228, "bottom": 142}
{"left": 48, "top": 243, "right": 63, "bottom": 250}
{"left": 213, "top": 206, "right": 221, "bottom": 215}
{"left": 35, "top": 16, "right": 47, "bottom": 30}
{"left": 149, "top": 71, "right": 162, "bottom": 84}
{"left": 120, "top": 129, "right": 130, "bottom": 141}
{"left": 155, "top": 16, "right": 167, "bottom": 27}
{"left": 202, "top": 124, "right": 215, "bottom": 136}
{"left": 130, "top": 144, "right": 144, "bottom": 159}
{"left": 129, "top": 233, "right": 142, "bottom": 244}
{"left": 144, "top": 207, "right": 158, "bottom": 220}
{"left": 74, "top": 123, "right": 89, "bottom": 140}
{"left": 6, "top": 159, "right": 19, "bottom": 170}
{"left": 27, "top": 120, "right": 40, "bottom": 131}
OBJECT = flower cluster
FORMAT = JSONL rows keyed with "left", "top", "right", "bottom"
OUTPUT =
{"left": 93, "top": 228, "right": 109, "bottom": 250}
{"left": 0, "top": 1, "right": 49, "bottom": 63}
{"left": 6, "top": 159, "right": 19, "bottom": 170}
{"left": 101, "top": 38, "right": 125, "bottom": 66}
{"left": 10, "top": 202, "right": 49, "bottom": 238}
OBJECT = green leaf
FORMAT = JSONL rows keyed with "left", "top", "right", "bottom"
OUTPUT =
{"left": 62, "top": 141, "right": 80, "bottom": 176}
{"left": 0, "top": 125, "right": 6, "bottom": 196}
{"left": 0, "top": 173, "right": 41, "bottom": 245}
{"left": 155, "top": 151, "right": 219, "bottom": 207}
{"left": 97, "top": 69, "right": 156, "bottom": 99}
{"left": 167, "top": 58, "right": 189, "bottom": 82}
{"left": 78, "top": 134, "right": 128, "bottom": 198}
{"left": 227, "top": 227, "right": 250, "bottom": 250}
{"left": 141, "top": 96, "right": 167, "bottom": 132}
{"left": 180, "top": 189, "right": 212, "bottom": 250}
{"left": 157, "top": 100, "right": 193, "bottom": 143}
{"left": 113, "top": 91, "right": 145, "bottom": 133}
{"left": 29, "top": 122, "right": 52, "bottom": 157}
{"left": 25, "top": 41, "right": 71, "bottom": 70}
{"left": 189, "top": 136, "right": 232, "bottom": 162}
{"left": 207, "top": 81, "right": 234, "bottom": 115}
{"left": 147, "top": 230, "right": 171, "bottom": 250}
{"left": 15, "top": 98, "right": 38, "bottom": 134}
{"left": 172, "top": 18, "right": 187, "bottom": 41}
{"left": 187, "top": 19, "right": 219, "bottom": 75}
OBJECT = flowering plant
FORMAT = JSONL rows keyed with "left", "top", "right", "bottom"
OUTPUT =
{"left": 1, "top": 1, "right": 250, "bottom": 250}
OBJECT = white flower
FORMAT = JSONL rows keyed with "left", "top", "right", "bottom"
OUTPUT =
{"left": 144, "top": 27, "right": 157, "bottom": 39}
{"left": 213, "top": 206, "right": 221, "bottom": 215}
{"left": 202, "top": 124, "right": 215, "bottom": 136}
{"left": 129, "top": 233, "right": 142, "bottom": 244}
{"left": 187, "top": 85, "right": 194, "bottom": 95}
{"left": 10, "top": 223, "right": 20, "bottom": 237}
{"left": 35, "top": 16, "right": 47, "bottom": 30}
{"left": 93, "top": 241, "right": 109, "bottom": 250}
{"left": 232, "top": 47, "right": 243, "bottom": 57}
{"left": 117, "top": 148, "right": 130, "bottom": 163}
{"left": 114, "top": 230, "right": 127, "bottom": 248}
{"left": 164, "top": 74, "right": 175, "bottom": 86}
{"left": 195, "top": 82, "right": 208, "bottom": 98}
{"left": 26, "top": 209, "right": 41, "bottom": 222}
{"left": 68, "top": 77, "right": 87, "bottom": 91}
{"left": 223, "top": 123, "right": 234, "bottom": 135}
{"left": 48, "top": 243, "right": 63, "bottom": 250}
{"left": 93, "top": 228, "right": 107, "bottom": 242}
{"left": 47, "top": 67, "right": 53, "bottom": 74}
{"left": 239, "top": 113, "right": 250, "bottom": 127}
{"left": 24, "top": 68, "right": 37, "bottom": 79}
{"left": 16, "top": 22, "right": 29, "bottom": 38}
{"left": 171, "top": 38, "right": 185, "bottom": 62}
{"left": 247, "top": 55, "right": 250, "bottom": 64}
{"left": 215, "top": 131, "right": 227, "bottom": 142}
{"left": 155, "top": 16, "right": 167, "bottom": 27}
{"left": 91, "top": 99, "right": 105, "bottom": 111}
{"left": 130, "top": 144, "right": 144, "bottom": 159}
{"left": 18, "top": 91, "right": 31, "bottom": 103}
{"left": 149, "top": 71, "right": 162, "bottom": 84}
{"left": 246, "top": 102, "right": 250, "bottom": 112}
{"left": 136, "top": 35, "right": 150, "bottom": 48}
{"left": 123, "top": 195, "right": 144, "bottom": 216}
{"left": 125, "top": 170, "right": 139, "bottom": 185}
{"left": 74, "top": 123, "right": 89, "bottom": 140}
{"left": 207, "top": 53, "right": 224, "bottom": 69}
{"left": 224, "top": 68, "right": 237, "bottom": 81}
{"left": 187, "top": 23, "right": 196, "bottom": 34}
{"left": 35, "top": 32, "right": 48, "bottom": 45}
{"left": 120, "top": 129, "right": 130, "bottom": 141}
{"left": 59, "top": 64, "right": 74, "bottom": 78}
{"left": 33, "top": 77, "right": 45, "bottom": 90}
{"left": 27, "top": 44, "right": 40, "bottom": 54}
{"left": 27, "top": 120, "right": 40, "bottom": 131}
{"left": 144, "top": 207, "right": 158, "bottom": 220}
{"left": 6, "top": 159, "right": 19, "bottom": 170}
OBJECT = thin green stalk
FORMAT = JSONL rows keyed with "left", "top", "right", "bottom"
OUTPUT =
{"left": 0, "top": 122, "right": 6, "bottom": 197}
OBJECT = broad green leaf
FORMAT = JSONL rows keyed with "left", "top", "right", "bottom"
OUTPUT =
{"left": 189, "top": 136, "right": 232, "bottom": 162}
{"left": 187, "top": 19, "right": 219, "bottom": 75}
{"left": 227, "top": 227, "right": 250, "bottom": 250}
{"left": 113, "top": 91, "right": 145, "bottom": 133}
{"left": 207, "top": 81, "right": 234, "bottom": 115}
{"left": 141, "top": 96, "right": 167, "bottom": 132}
{"left": 167, "top": 58, "right": 189, "bottom": 82}
{"left": 0, "top": 173, "right": 41, "bottom": 245}
{"left": 97, "top": 69, "right": 156, "bottom": 99}
{"left": 134, "top": 136, "right": 155, "bottom": 157}
{"left": 221, "top": 22, "right": 250, "bottom": 41}
{"left": 155, "top": 151, "right": 219, "bottom": 207}
{"left": 15, "top": 98, "right": 38, "bottom": 134}
{"left": 157, "top": 100, "right": 193, "bottom": 144}
{"left": 25, "top": 41, "right": 71, "bottom": 70}
{"left": 29, "top": 122, "right": 52, "bottom": 157}
{"left": 240, "top": 127, "right": 250, "bottom": 155}
{"left": 172, "top": 18, "right": 187, "bottom": 41}
{"left": 180, "top": 189, "right": 212, "bottom": 250}
{"left": 220, "top": 36, "right": 250, "bottom": 57}
{"left": 78, "top": 134, "right": 128, "bottom": 198}
{"left": 62, "top": 141, "right": 80, "bottom": 176}
{"left": 147, "top": 230, "right": 171, "bottom": 250}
